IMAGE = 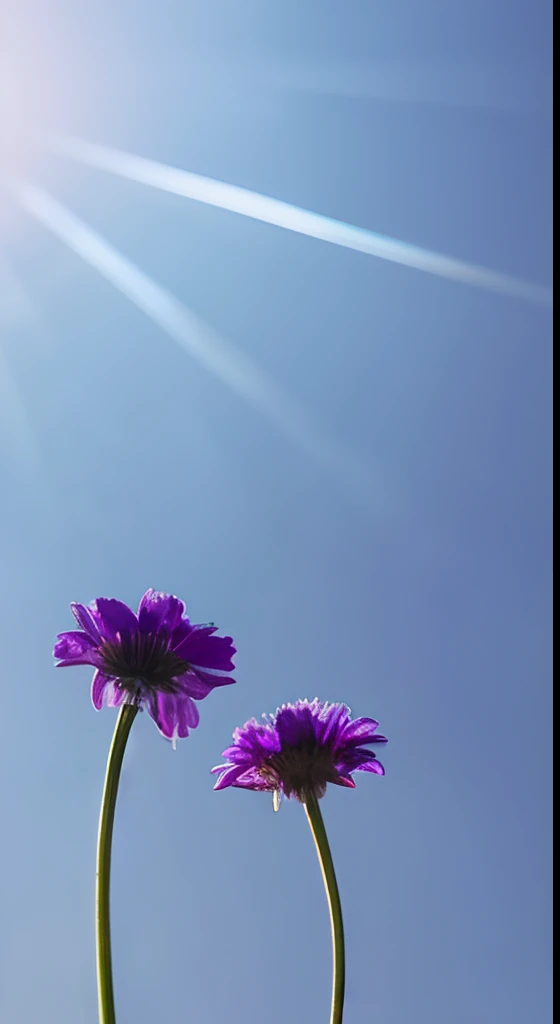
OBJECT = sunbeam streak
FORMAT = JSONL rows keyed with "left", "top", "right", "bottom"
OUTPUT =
{"left": 14, "top": 181, "right": 381, "bottom": 506}
{"left": 46, "top": 134, "right": 551, "bottom": 306}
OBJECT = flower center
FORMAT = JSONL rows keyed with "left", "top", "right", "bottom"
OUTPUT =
{"left": 259, "top": 743, "right": 338, "bottom": 801}
{"left": 100, "top": 634, "right": 189, "bottom": 693}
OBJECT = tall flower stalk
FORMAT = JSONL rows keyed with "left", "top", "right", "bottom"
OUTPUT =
{"left": 54, "top": 589, "right": 236, "bottom": 1022}
{"left": 212, "top": 698, "right": 387, "bottom": 1023}
{"left": 96, "top": 704, "right": 138, "bottom": 1024}
{"left": 304, "top": 791, "right": 345, "bottom": 1024}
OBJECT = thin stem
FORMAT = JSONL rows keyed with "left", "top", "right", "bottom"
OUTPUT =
{"left": 304, "top": 791, "right": 346, "bottom": 1024}
{"left": 96, "top": 704, "right": 138, "bottom": 1024}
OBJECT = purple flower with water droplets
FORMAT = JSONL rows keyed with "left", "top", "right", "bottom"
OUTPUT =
{"left": 54, "top": 590, "right": 236, "bottom": 744}
{"left": 212, "top": 698, "right": 387, "bottom": 803}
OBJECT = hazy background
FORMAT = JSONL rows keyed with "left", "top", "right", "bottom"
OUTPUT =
{"left": 0, "top": 2, "right": 552, "bottom": 1022}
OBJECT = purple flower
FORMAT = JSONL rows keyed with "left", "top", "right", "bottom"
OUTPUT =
{"left": 54, "top": 590, "right": 236, "bottom": 744}
{"left": 212, "top": 698, "right": 387, "bottom": 802}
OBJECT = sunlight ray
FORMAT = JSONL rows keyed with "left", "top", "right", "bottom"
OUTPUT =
{"left": 46, "top": 134, "right": 551, "bottom": 306}
{"left": 14, "top": 182, "right": 381, "bottom": 506}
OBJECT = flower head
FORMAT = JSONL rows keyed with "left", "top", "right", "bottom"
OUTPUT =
{"left": 54, "top": 590, "right": 236, "bottom": 743}
{"left": 212, "top": 698, "right": 387, "bottom": 802}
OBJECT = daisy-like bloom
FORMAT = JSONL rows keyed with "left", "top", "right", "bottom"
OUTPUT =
{"left": 54, "top": 589, "right": 236, "bottom": 743}
{"left": 213, "top": 700, "right": 387, "bottom": 1024}
{"left": 212, "top": 698, "right": 387, "bottom": 803}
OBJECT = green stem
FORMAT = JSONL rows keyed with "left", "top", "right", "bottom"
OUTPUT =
{"left": 304, "top": 791, "right": 346, "bottom": 1024}
{"left": 96, "top": 704, "right": 138, "bottom": 1024}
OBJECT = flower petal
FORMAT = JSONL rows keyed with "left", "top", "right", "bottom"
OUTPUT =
{"left": 212, "top": 764, "right": 249, "bottom": 790}
{"left": 175, "top": 631, "right": 236, "bottom": 671}
{"left": 56, "top": 659, "right": 101, "bottom": 667}
{"left": 219, "top": 744, "right": 254, "bottom": 765}
{"left": 231, "top": 720, "right": 280, "bottom": 759}
{"left": 91, "top": 671, "right": 125, "bottom": 710}
{"left": 70, "top": 603, "right": 101, "bottom": 643}
{"left": 191, "top": 667, "right": 236, "bottom": 691}
{"left": 332, "top": 774, "right": 357, "bottom": 789}
{"left": 337, "top": 717, "right": 385, "bottom": 749}
{"left": 54, "top": 631, "right": 100, "bottom": 666}
{"left": 179, "top": 625, "right": 217, "bottom": 642}
{"left": 276, "top": 703, "right": 317, "bottom": 747}
{"left": 316, "top": 702, "right": 351, "bottom": 745}
{"left": 137, "top": 590, "right": 186, "bottom": 635}
{"left": 336, "top": 747, "right": 384, "bottom": 773}
{"left": 232, "top": 767, "right": 275, "bottom": 791}
{"left": 94, "top": 598, "right": 138, "bottom": 640}
{"left": 92, "top": 671, "right": 108, "bottom": 709}
{"left": 183, "top": 696, "right": 200, "bottom": 729}
{"left": 354, "top": 759, "right": 385, "bottom": 775}
{"left": 169, "top": 620, "right": 194, "bottom": 647}
{"left": 173, "top": 669, "right": 232, "bottom": 701}
{"left": 146, "top": 691, "right": 199, "bottom": 743}
{"left": 211, "top": 761, "right": 234, "bottom": 774}
{"left": 173, "top": 671, "right": 214, "bottom": 700}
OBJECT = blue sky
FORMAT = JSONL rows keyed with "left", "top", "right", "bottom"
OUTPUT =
{"left": 0, "top": 2, "right": 552, "bottom": 1022}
